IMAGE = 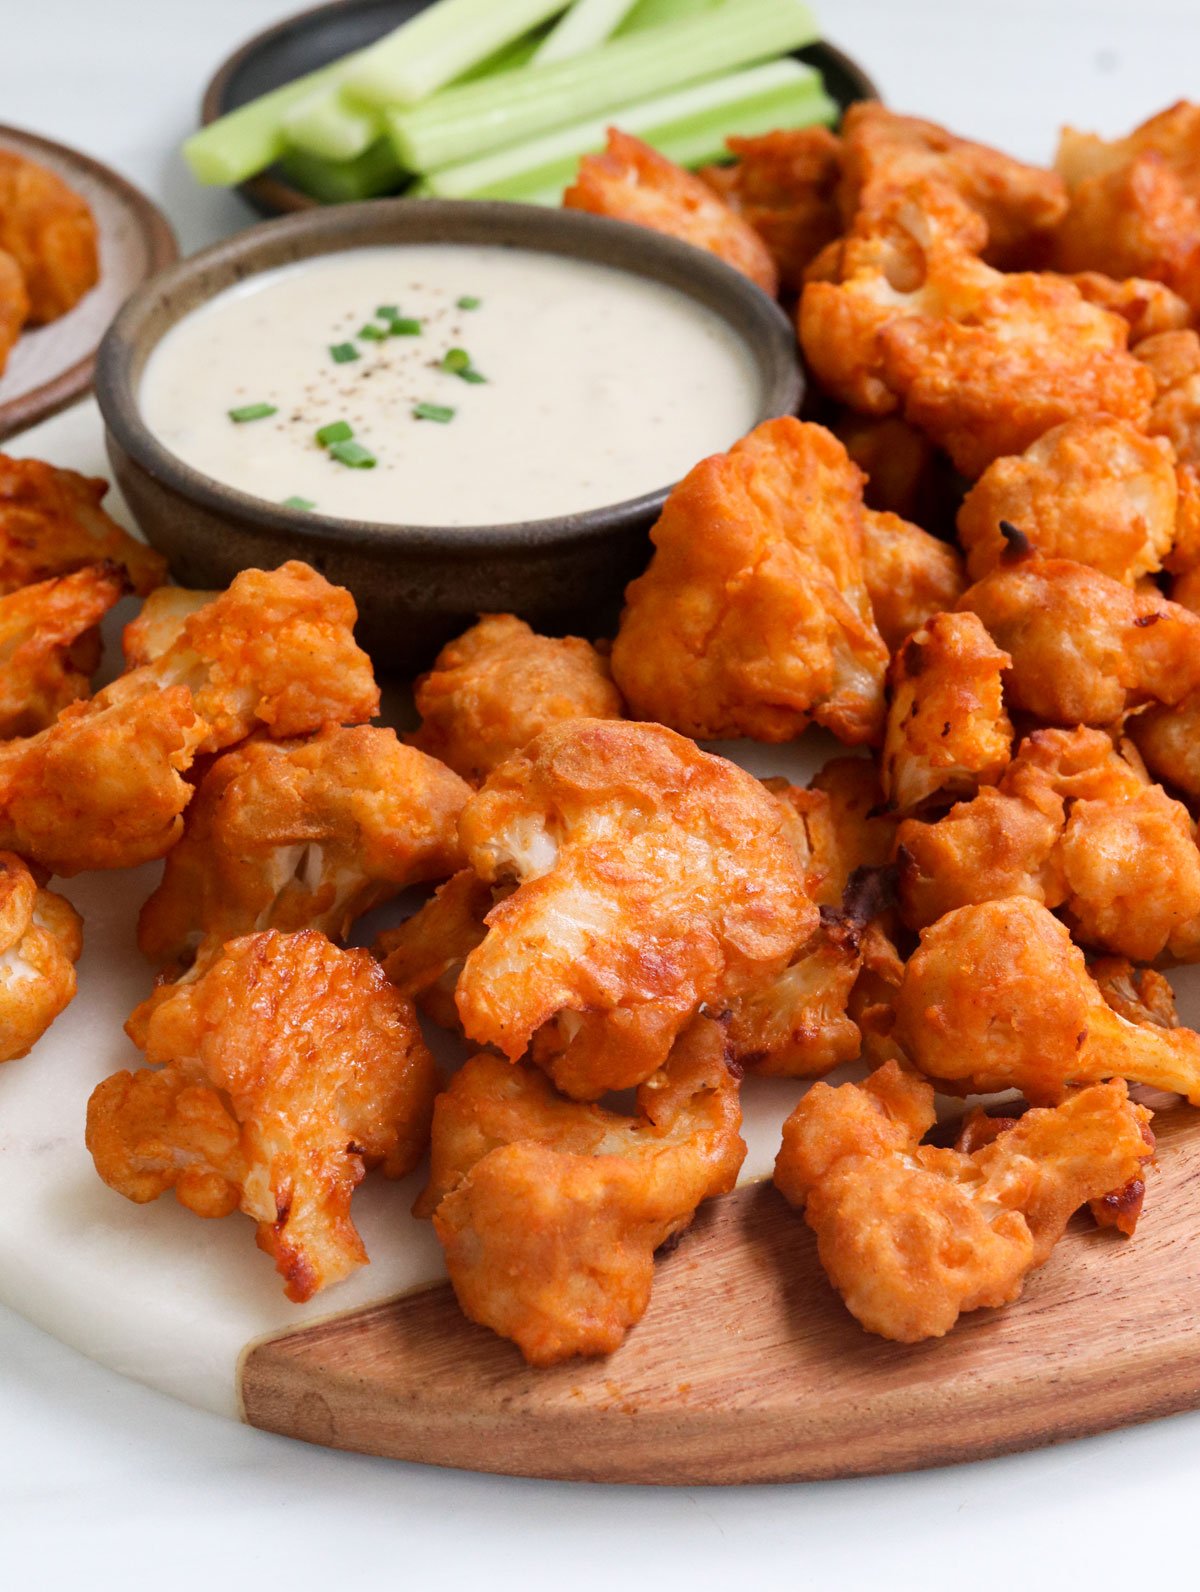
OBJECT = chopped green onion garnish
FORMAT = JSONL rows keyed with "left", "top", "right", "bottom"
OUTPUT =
{"left": 316, "top": 419, "right": 354, "bottom": 446}
{"left": 388, "top": 316, "right": 422, "bottom": 336}
{"left": 376, "top": 304, "right": 400, "bottom": 319}
{"left": 228, "top": 402, "right": 277, "bottom": 422}
{"left": 330, "top": 342, "right": 360, "bottom": 364}
{"left": 459, "top": 368, "right": 487, "bottom": 384}
{"left": 282, "top": 495, "right": 316, "bottom": 511}
{"left": 457, "top": 295, "right": 481, "bottom": 310}
{"left": 329, "top": 439, "right": 377, "bottom": 468}
{"left": 413, "top": 401, "right": 456, "bottom": 423}
{"left": 441, "top": 347, "right": 487, "bottom": 383}
{"left": 359, "top": 322, "right": 388, "bottom": 341}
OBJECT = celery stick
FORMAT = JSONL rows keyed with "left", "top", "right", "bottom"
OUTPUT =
{"left": 283, "top": 87, "right": 383, "bottom": 162}
{"left": 453, "top": 27, "right": 549, "bottom": 83}
{"left": 280, "top": 139, "right": 406, "bottom": 204}
{"left": 389, "top": 0, "right": 818, "bottom": 173}
{"left": 184, "top": 53, "right": 367, "bottom": 186}
{"left": 421, "top": 61, "right": 831, "bottom": 201}
{"left": 345, "top": 0, "right": 570, "bottom": 109}
{"left": 534, "top": 0, "right": 641, "bottom": 64}
{"left": 616, "top": 0, "right": 724, "bottom": 33}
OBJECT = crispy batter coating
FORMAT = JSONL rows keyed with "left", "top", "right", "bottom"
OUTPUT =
{"left": 0, "top": 250, "right": 29, "bottom": 375}
{"left": 454, "top": 719, "right": 814, "bottom": 1099}
{"left": 0, "top": 563, "right": 125, "bottom": 738}
{"left": 836, "top": 413, "right": 942, "bottom": 524}
{"left": 893, "top": 896, "right": 1200, "bottom": 1103}
{"left": 1129, "top": 694, "right": 1200, "bottom": 800}
{"left": 611, "top": 418, "right": 889, "bottom": 745}
{"left": 960, "top": 554, "right": 1200, "bottom": 725}
{"left": 0, "top": 677, "right": 208, "bottom": 874}
{"left": 564, "top": 129, "right": 778, "bottom": 295}
{"left": 0, "top": 456, "right": 165, "bottom": 596}
{"left": 422, "top": 1016, "right": 745, "bottom": 1365}
{"left": 1053, "top": 104, "right": 1200, "bottom": 310}
{"left": 114, "top": 561, "right": 380, "bottom": 755}
{"left": 882, "top": 612, "right": 1012, "bottom": 816}
{"left": 376, "top": 868, "right": 496, "bottom": 1032}
{"left": 88, "top": 929, "right": 437, "bottom": 1302}
{"left": 0, "top": 850, "right": 81, "bottom": 1062}
{"left": 411, "top": 614, "right": 623, "bottom": 784}
{"left": 769, "top": 755, "right": 896, "bottom": 909}
{"left": 800, "top": 200, "right": 1154, "bottom": 474}
{"left": 859, "top": 508, "right": 966, "bottom": 652}
{"left": 699, "top": 127, "right": 842, "bottom": 292}
{"left": 138, "top": 726, "right": 469, "bottom": 968}
{"left": 1137, "top": 329, "right": 1200, "bottom": 471}
{"left": 121, "top": 586, "right": 215, "bottom": 668}
{"left": 897, "top": 726, "right": 1200, "bottom": 962}
{"left": 957, "top": 418, "right": 1179, "bottom": 585}
{"left": 1067, "top": 272, "right": 1191, "bottom": 344}
{"left": 0, "top": 151, "right": 99, "bottom": 324}
{"left": 839, "top": 104, "right": 1068, "bottom": 270}
{"left": 775, "top": 1059, "right": 1153, "bottom": 1341}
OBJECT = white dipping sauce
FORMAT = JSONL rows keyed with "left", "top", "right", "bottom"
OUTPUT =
{"left": 140, "top": 243, "right": 764, "bottom": 526}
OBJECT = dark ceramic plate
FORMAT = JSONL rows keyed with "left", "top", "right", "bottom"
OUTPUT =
{"left": 201, "top": 0, "right": 881, "bottom": 218}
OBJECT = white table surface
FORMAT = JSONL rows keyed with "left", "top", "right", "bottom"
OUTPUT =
{"left": 3, "top": 3, "right": 1199, "bottom": 1586}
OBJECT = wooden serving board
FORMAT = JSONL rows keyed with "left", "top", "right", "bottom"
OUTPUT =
{"left": 242, "top": 1097, "right": 1200, "bottom": 1484}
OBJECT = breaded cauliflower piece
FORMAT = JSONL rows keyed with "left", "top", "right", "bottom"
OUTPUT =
{"left": 1052, "top": 103, "right": 1200, "bottom": 310}
{"left": 957, "top": 418, "right": 1179, "bottom": 586}
{"left": 0, "top": 456, "right": 165, "bottom": 596}
{"left": 839, "top": 104, "right": 1068, "bottom": 269}
{"left": 564, "top": 128, "right": 778, "bottom": 295}
{"left": 0, "top": 850, "right": 81, "bottom": 1062}
{"left": 699, "top": 127, "right": 842, "bottom": 293}
{"left": 0, "top": 151, "right": 98, "bottom": 324}
{"left": 801, "top": 200, "right": 1154, "bottom": 474}
{"left": 610, "top": 418, "right": 889, "bottom": 745}
{"left": 421, "top": 1016, "right": 745, "bottom": 1365}
{"left": 960, "top": 553, "right": 1200, "bottom": 725}
{"left": 1129, "top": 694, "right": 1200, "bottom": 800}
{"left": 836, "top": 412, "right": 945, "bottom": 524}
{"left": 0, "top": 678, "right": 208, "bottom": 874}
{"left": 0, "top": 563, "right": 126, "bottom": 738}
{"left": 775, "top": 1059, "right": 1153, "bottom": 1341}
{"left": 112, "top": 560, "right": 379, "bottom": 755}
{"left": 768, "top": 754, "right": 897, "bottom": 910}
{"left": 881, "top": 611, "right": 1012, "bottom": 816}
{"left": 1137, "top": 329, "right": 1200, "bottom": 470}
{"left": 137, "top": 725, "right": 470, "bottom": 968}
{"left": 121, "top": 586, "right": 215, "bottom": 668}
{"left": 0, "top": 251, "right": 29, "bottom": 376}
{"left": 897, "top": 726, "right": 1200, "bottom": 962}
{"left": 376, "top": 868, "right": 496, "bottom": 1032}
{"left": 859, "top": 508, "right": 966, "bottom": 652}
{"left": 893, "top": 896, "right": 1200, "bottom": 1103}
{"left": 87, "top": 929, "right": 437, "bottom": 1302}
{"left": 1067, "top": 271, "right": 1191, "bottom": 344}
{"left": 411, "top": 614, "right": 623, "bottom": 784}
{"left": 454, "top": 719, "right": 815, "bottom": 1099}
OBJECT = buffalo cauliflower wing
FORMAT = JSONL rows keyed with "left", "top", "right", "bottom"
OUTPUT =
{"left": 859, "top": 508, "right": 966, "bottom": 652}
{"left": 137, "top": 725, "right": 469, "bottom": 968}
{"left": 87, "top": 929, "right": 437, "bottom": 1301}
{"left": 881, "top": 611, "right": 1013, "bottom": 816}
{"left": 774, "top": 1058, "right": 1153, "bottom": 1341}
{"left": 610, "top": 418, "right": 889, "bottom": 745}
{"left": 1067, "top": 271, "right": 1191, "bottom": 344}
{"left": 0, "top": 251, "right": 28, "bottom": 376}
{"left": 835, "top": 413, "right": 943, "bottom": 525}
{"left": 411, "top": 613, "right": 624, "bottom": 784}
{"left": 0, "top": 563, "right": 126, "bottom": 738}
{"left": 376, "top": 868, "right": 496, "bottom": 1032}
{"left": 454, "top": 719, "right": 815, "bottom": 1099}
{"left": 564, "top": 128, "right": 778, "bottom": 296}
{"left": 121, "top": 586, "right": 215, "bottom": 668}
{"left": 0, "top": 151, "right": 98, "bottom": 324}
{"left": 0, "top": 850, "right": 82, "bottom": 1062}
{"left": 420, "top": 1015, "right": 745, "bottom": 1365}
{"left": 0, "top": 456, "right": 165, "bottom": 596}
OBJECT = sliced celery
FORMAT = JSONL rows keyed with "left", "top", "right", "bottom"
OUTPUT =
{"left": 389, "top": 0, "right": 819, "bottom": 174}
{"left": 453, "top": 27, "right": 549, "bottom": 84}
{"left": 283, "top": 87, "right": 383, "bottom": 162}
{"left": 280, "top": 139, "right": 406, "bottom": 204}
{"left": 616, "top": 0, "right": 725, "bottom": 33}
{"left": 421, "top": 60, "right": 831, "bottom": 202}
{"left": 533, "top": 0, "right": 641, "bottom": 64}
{"left": 344, "top": 0, "right": 570, "bottom": 109}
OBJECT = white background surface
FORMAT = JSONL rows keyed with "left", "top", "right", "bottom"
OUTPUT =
{"left": 3, "top": 2, "right": 1199, "bottom": 1587}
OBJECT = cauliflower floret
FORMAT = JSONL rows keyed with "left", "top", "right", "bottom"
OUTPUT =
{"left": 768, "top": 754, "right": 897, "bottom": 909}
{"left": 0, "top": 563, "right": 126, "bottom": 738}
{"left": 454, "top": 719, "right": 815, "bottom": 1099}
{"left": 835, "top": 413, "right": 944, "bottom": 524}
{"left": 0, "top": 850, "right": 81, "bottom": 1061}
{"left": 957, "top": 418, "right": 1179, "bottom": 586}
{"left": 376, "top": 869, "right": 496, "bottom": 1033}
{"left": 893, "top": 896, "right": 1200, "bottom": 1103}
{"left": 774, "top": 1058, "right": 1153, "bottom": 1342}
{"left": 0, "top": 151, "right": 98, "bottom": 324}
{"left": 611, "top": 418, "right": 889, "bottom": 745}
{"left": 411, "top": 614, "right": 623, "bottom": 784}
{"left": 1129, "top": 694, "right": 1200, "bottom": 801}
{"left": 137, "top": 725, "right": 470, "bottom": 968}
{"left": 564, "top": 128, "right": 778, "bottom": 296}
{"left": 1067, "top": 271, "right": 1191, "bottom": 344}
{"left": 0, "top": 456, "right": 165, "bottom": 596}
{"left": 1137, "top": 329, "right": 1200, "bottom": 471}
{"left": 420, "top": 1015, "right": 745, "bottom": 1366}
{"left": 699, "top": 126, "right": 842, "bottom": 292}
{"left": 87, "top": 929, "right": 437, "bottom": 1302}
{"left": 881, "top": 611, "right": 1013, "bottom": 816}
{"left": 121, "top": 586, "right": 215, "bottom": 668}
{"left": 859, "top": 509, "right": 966, "bottom": 652}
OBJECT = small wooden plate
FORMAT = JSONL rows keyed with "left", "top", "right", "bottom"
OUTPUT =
{"left": 0, "top": 125, "right": 177, "bottom": 441}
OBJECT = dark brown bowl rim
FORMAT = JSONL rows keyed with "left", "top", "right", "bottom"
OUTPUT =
{"left": 95, "top": 198, "right": 803, "bottom": 556}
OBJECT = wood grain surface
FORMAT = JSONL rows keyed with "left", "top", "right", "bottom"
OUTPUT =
{"left": 240, "top": 1094, "right": 1200, "bottom": 1484}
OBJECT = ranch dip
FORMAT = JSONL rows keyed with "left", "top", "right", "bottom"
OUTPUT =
{"left": 139, "top": 243, "right": 763, "bottom": 526}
